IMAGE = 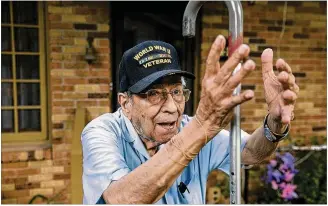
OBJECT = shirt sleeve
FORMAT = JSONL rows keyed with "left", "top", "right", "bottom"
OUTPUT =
{"left": 207, "top": 129, "right": 249, "bottom": 174}
{"left": 81, "top": 120, "right": 130, "bottom": 204}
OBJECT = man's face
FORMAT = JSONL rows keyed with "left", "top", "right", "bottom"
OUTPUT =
{"left": 129, "top": 76, "right": 186, "bottom": 145}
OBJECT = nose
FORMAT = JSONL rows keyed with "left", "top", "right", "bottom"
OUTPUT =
{"left": 161, "top": 92, "right": 179, "bottom": 114}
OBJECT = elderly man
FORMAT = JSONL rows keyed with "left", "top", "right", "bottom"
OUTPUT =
{"left": 82, "top": 35, "right": 299, "bottom": 204}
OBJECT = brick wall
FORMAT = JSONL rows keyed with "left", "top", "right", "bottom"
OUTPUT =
{"left": 202, "top": 1, "right": 326, "bottom": 203}
{"left": 1, "top": 1, "right": 111, "bottom": 204}
{"left": 201, "top": 1, "right": 326, "bottom": 143}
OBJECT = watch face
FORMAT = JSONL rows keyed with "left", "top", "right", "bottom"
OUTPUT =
{"left": 264, "top": 126, "right": 274, "bottom": 142}
{"left": 263, "top": 114, "right": 289, "bottom": 143}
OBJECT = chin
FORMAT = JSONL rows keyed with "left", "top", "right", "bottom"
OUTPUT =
{"left": 155, "top": 130, "right": 178, "bottom": 144}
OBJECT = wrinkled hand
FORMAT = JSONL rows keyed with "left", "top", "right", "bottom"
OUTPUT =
{"left": 196, "top": 35, "right": 255, "bottom": 138}
{"left": 261, "top": 49, "right": 299, "bottom": 125}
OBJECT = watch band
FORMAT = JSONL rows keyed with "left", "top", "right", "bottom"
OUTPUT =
{"left": 263, "top": 114, "right": 290, "bottom": 143}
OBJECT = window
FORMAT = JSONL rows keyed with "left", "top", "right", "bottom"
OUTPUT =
{"left": 1, "top": 1, "right": 47, "bottom": 142}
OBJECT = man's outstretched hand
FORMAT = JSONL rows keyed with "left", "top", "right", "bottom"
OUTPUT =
{"left": 261, "top": 49, "right": 299, "bottom": 126}
{"left": 195, "top": 35, "right": 299, "bottom": 139}
{"left": 196, "top": 35, "right": 256, "bottom": 138}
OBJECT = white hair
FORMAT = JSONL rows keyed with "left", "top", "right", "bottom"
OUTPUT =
{"left": 181, "top": 76, "right": 187, "bottom": 88}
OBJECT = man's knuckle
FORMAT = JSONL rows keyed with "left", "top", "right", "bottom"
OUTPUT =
{"left": 293, "top": 84, "right": 300, "bottom": 94}
{"left": 206, "top": 59, "right": 213, "bottom": 66}
{"left": 233, "top": 52, "right": 241, "bottom": 62}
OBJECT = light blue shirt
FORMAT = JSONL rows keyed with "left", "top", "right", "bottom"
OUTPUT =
{"left": 82, "top": 108, "right": 248, "bottom": 204}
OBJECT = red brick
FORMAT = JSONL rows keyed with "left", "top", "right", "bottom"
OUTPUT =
{"left": 53, "top": 151, "right": 71, "bottom": 160}
{"left": 50, "top": 22, "right": 73, "bottom": 29}
{"left": 62, "top": 92, "right": 87, "bottom": 99}
{"left": 48, "top": 14, "right": 61, "bottom": 21}
{"left": 95, "top": 47, "right": 110, "bottom": 53}
{"left": 90, "top": 69, "right": 109, "bottom": 77}
{"left": 75, "top": 70, "right": 90, "bottom": 77}
{"left": 51, "top": 63, "right": 62, "bottom": 70}
{"left": 53, "top": 101, "right": 75, "bottom": 107}
{"left": 76, "top": 100, "right": 98, "bottom": 107}
{"left": 63, "top": 62, "right": 88, "bottom": 70}
{"left": 50, "top": 38, "right": 75, "bottom": 46}
{"left": 51, "top": 46, "right": 62, "bottom": 53}
{"left": 15, "top": 182, "right": 40, "bottom": 190}
{"left": 1, "top": 177, "right": 27, "bottom": 185}
{"left": 99, "top": 85, "right": 109, "bottom": 92}
{"left": 63, "top": 78, "right": 87, "bottom": 85}
{"left": 1, "top": 198, "right": 17, "bottom": 204}
{"left": 64, "top": 108, "right": 76, "bottom": 114}
{"left": 73, "top": 7, "right": 97, "bottom": 15}
{"left": 96, "top": 39, "right": 109, "bottom": 47}
{"left": 98, "top": 55, "right": 110, "bottom": 62}
{"left": 53, "top": 159, "right": 70, "bottom": 166}
{"left": 2, "top": 190, "right": 29, "bottom": 198}
{"left": 98, "top": 100, "right": 110, "bottom": 107}
{"left": 15, "top": 168, "right": 40, "bottom": 176}
{"left": 52, "top": 85, "right": 74, "bottom": 92}
{"left": 53, "top": 173, "right": 71, "bottom": 180}
{"left": 2, "top": 162, "right": 28, "bottom": 169}
{"left": 88, "top": 78, "right": 110, "bottom": 84}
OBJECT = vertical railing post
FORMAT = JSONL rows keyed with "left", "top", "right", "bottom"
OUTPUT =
{"left": 183, "top": 1, "right": 243, "bottom": 204}
{"left": 225, "top": 2, "right": 243, "bottom": 204}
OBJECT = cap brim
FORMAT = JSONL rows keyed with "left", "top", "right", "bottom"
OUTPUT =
{"left": 128, "top": 69, "right": 195, "bottom": 93}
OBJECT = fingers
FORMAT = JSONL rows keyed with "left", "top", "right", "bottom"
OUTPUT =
{"left": 276, "top": 59, "right": 299, "bottom": 95}
{"left": 280, "top": 89, "right": 297, "bottom": 124}
{"left": 223, "top": 90, "right": 254, "bottom": 109}
{"left": 282, "top": 90, "right": 298, "bottom": 104}
{"left": 281, "top": 104, "right": 294, "bottom": 124}
{"left": 218, "top": 44, "right": 250, "bottom": 81}
{"left": 276, "top": 58, "right": 292, "bottom": 74}
{"left": 224, "top": 59, "right": 256, "bottom": 90}
{"left": 277, "top": 71, "right": 295, "bottom": 90}
{"left": 261, "top": 48, "right": 275, "bottom": 77}
{"left": 205, "top": 35, "right": 226, "bottom": 77}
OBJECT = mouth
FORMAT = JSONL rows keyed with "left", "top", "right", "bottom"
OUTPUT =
{"left": 157, "top": 121, "right": 177, "bottom": 131}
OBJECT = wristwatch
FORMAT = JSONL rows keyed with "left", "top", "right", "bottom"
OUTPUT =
{"left": 263, "top": 114, "right": 290, "bottom": 143}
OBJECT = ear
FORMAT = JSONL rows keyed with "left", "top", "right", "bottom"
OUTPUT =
{"left": 118, "top": 93, "right": 132, "bottom": 119}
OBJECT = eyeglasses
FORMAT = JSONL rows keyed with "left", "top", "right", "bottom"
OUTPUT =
{"left": 134, "top": 88, "right": 191, "bottom": 105}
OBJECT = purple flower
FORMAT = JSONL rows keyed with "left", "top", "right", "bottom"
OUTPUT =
{"left": 284, "top": 171, "right": 295, "bottom": 182}
{"left": 279, "top": 182, "right": 286, "bottom": 190}
{"left": 270, "top": 159, "right": 277, "bottom": 167}
{"left": 281, "top": 184, "right": 298, "bottom": 200}
{"left": 264, "top": 152, "right": 299, "bottom": 201}
{"left": 279, "top": 164, "right": 288, "bottom": 173}
{"left": 266, "top": 169, "right": 273, "bottom": 183}
{"left": 272, "top": 170, "right": 283, "bottom": 182}
{"left": 271, "top": 180, "right": 278, "bottom": 190}
{"left": 281, "top": 152, "right": 295, "bottom": 169}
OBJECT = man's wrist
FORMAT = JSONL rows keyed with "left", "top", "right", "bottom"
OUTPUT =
{"left": 264, "top": 114, "right": 290, "bottom": 143}
{"left": 267, "top": 113, "right": 288, "bottom": 134}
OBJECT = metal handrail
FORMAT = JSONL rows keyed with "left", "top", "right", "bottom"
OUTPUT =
{"left": 183, "top": 1, "right": 243, "bottom": 204}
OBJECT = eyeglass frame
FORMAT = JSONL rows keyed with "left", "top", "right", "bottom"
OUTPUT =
{"left": 128, "top": 87, "right": 191, "bottom": 105}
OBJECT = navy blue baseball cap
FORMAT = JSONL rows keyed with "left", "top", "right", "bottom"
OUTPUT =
{"left": 119, "top": 40, "right": 195, "bottom": 93}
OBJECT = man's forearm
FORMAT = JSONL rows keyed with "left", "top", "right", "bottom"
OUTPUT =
{"left": 241, "top": 114, "right": 289, "bottom": 165}
{"left": 103, "top": 119, "right": 208, "bottom": 204}
{"left": 242, "top": 126, "right": 278, "bottom": 165}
